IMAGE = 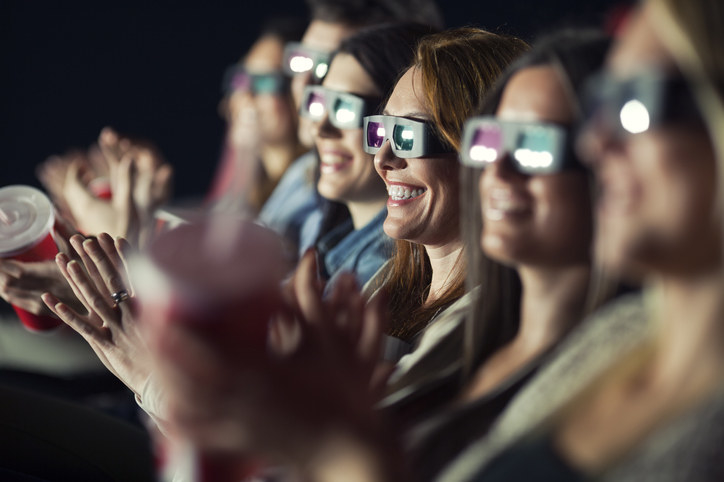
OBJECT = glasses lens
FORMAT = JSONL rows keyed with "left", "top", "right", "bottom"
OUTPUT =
{"left": 333, "top": 98, "right": 358, "bottom": 126}
{"left": 366, "top": 121, "right": 385, "bottom": 148}
{"left": 305, "top": 91, "right": 326, "bottom": 119}
{"left": 288, "top": 51, "right": 314, "bottom": 74}
{"left": 314, "top": 61, "right": 329, "bottom": 81}
{"left": 253, "top": 75, "right": 282, "bottom": 95}
{"left": 393, "top": 125, "right": 415, "bottom": 151}
{"left": 468, "top": 125, "right": 501, "bottom": 165}
{"left": 513, "top": 128, "right": 556, "bottom": 169}
{"left": 229, "top": 71, "right": 250, "bottom": 92}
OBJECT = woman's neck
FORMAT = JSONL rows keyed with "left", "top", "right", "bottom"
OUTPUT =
{"left": 346, "top": 199, "right": 387, "bottom": 230}
{"left": 460, "top": 262, "right": 591, "bottom": 402}
{"left": 424, "top": 240, "right": 465, "bottom": 304}
{"left": 514, "top": 263, "right": 592, "bottom": 356}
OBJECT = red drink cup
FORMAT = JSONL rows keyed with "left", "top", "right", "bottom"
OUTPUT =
{"left": 132, "top": 216, "right": 286, "bottom": 482}
{"left": 0, "top": 185, "right": 62, "bottom": 332}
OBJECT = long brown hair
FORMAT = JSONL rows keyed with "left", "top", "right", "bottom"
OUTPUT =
{"left": 382, "top": 28, "right": 529, "bottom": 342}
{"left": 461, "top": 30, "right": 615, "bottom": 375}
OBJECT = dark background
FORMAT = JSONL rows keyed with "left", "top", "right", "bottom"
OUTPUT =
{"left": 1, "top": 0, "right": 627, "bottom": 201}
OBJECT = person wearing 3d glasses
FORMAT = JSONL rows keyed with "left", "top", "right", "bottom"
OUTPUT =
{"left": 207, "top": 16, "right": 308, "bottom": 214}
{"left": 396, "top": 29, "right": 618, "bottom": 482}
{"left": 441, "top": 0, "right": 724, "bottom": 481}
{"left": 258, "top": 0, "right": 444, "bottom": 263}
{"left": 296, "top": 23, "right": 435, "bottom": 297}
{"left": 141, "top": 26, "right": 530, "bottom": 480}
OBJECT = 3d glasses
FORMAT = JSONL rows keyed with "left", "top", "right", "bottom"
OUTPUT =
{"left": 363, "top": 115, "right": 454, "bottom": 158}
{"left": 283, "top": 42, "right": 333, "bottom": 83}
{"left": 222, "top": 66, "right": 289, "bottom": 95}
{"left": 460, "top": 117, "right": 580, "bottom": 174}
{"left": 300, "top": 86, "right": 379, "bottom": 129}
{"left": 582, "top": 69, "right": 703, "bottom": 136}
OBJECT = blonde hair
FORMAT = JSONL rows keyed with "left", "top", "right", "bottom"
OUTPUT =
{"left": 650, "top": 0, "right": 724, "bottom": 262}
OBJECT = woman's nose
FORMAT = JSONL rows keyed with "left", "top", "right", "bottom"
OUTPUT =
{"left": 576, "top": 112, "right": 620, "bottom": 169}
{"left": 374, "top": 140, "right": 407, "bottom": 171}
{"left": 487, "top": 151, "right": 526, "bottom": 180}
{"left": 311, "top": 113, "right": 341, "bottom": 140}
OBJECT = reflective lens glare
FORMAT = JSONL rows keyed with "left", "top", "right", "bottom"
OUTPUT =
{"left": 222, "top": 66, "right": 288, "bottom": 95}
{"left": 284, "top": 42, "right": 332, "bottom": 82}
{"left": 306, "top": 91, "right": 326, "bottom": 118}
{"left": 289, "top": 54, "right": 314, "bottom": 73}
{"left": 300, "top": 86, "right": 377, "bottom": 129}
{"left": 619, "top": 99, "right": 650, "bottom": 134}
{"left": 333, "top": 98, "right": 357, "bottom": 124}
{"left": 367, "top": 122, "right": 385, "bottom": 148}
{"left": 582, "top": 69, "right": 702, "bottom": 138}
{"left": 315, "top": 63, "right": 329, "bottom": 80}
{"left": 468, "top": 125, "right": 502, "bottom": 164}
{"left": 514, "top": 129, "right": 556, "bottom": 169}
{"left": 393, "top": 125, "right": 415, "bottom": 151}
{"left": 461, "top": 117, "right": 574, "bottom": 174}
{"left": 363, "top": 115, "right": 454, "bottom": 158}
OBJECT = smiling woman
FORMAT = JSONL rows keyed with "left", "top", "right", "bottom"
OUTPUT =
{"left": 367, "top": 28, "right": 530, "bottom": 345}
{"left": 295, "top": 23, "right": 437, "bottom": 293}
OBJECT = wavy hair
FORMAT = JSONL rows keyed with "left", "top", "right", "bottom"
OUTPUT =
{"left": 382, "top": 28, "right": 529, "bottom": 342}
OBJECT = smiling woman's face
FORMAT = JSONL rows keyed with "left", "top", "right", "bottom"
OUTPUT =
{"left": 373, "top": 67, "right": 461, "bottom": 249}
{"left": 580, "top": 4, "right": 719, "bottom": 276}
{"left": 479, "top": 65, "right": 593, "bottom": 268}
{"left": 313, "top": 53, "right": 387, "bottom": 205}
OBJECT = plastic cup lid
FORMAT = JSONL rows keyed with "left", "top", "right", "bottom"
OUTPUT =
{"left": 0, "top": 185, "right": 55, "bottom": 257}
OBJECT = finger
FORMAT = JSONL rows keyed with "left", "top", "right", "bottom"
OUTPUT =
{"left": 343, "top": 279, "right": 365, "bottom": 346}
{"left": 70, "top": 235, "right": 105, "bottom": 290}
{"left": 87, "top": 143, "right": 110, "bottom": 177}
{"left": 114, "top": 237, "right": 136, "bottom": 293}
{"left": 132, "top": 150, "right": 155, "bottom": 210}
{"left": 0, "top": 259, "right": 22, "bottom": 278}
{"left": 98, "top": 233, "right": 135, "bottom": 298}
{"left": 55, "top": 252, "right": 92, "bottom": 312}
{"left": 99, "top": 127, "right": 122, "bottom": 165}
{"left": 52, "top": 213, "right": 79, "bottom": 257}
{"left": 152, "top": 164, "right": 174, "bottom": 204}
{"left": 358, "top": 290, "right": 389, "bottom": 363}
{"left": 66, "top": 260, "right": 118, "bottom": 322}
{"left": 2, "top": 286, "right": 51, "bottom": 314}
{"left": 81, "top": 238, "right": 127, "bottom": 299}
{"left": 42, "top": 292, "right": 106, "bottom": 340}
{"left": 64, "top": 160, "right": 94, "bottom": 204}
{"left": 111, "top": 154, "right": 135, "bottom": 235}
{"left": 329, "top": 273, "right": 362, "bottom": 336}
{"left": 97, "top": 233, "right": 125, "bottom": 276}
{"left": 268, "top": 308, "right": 302, "bottom": 357}
{"left": 293, "top": 250, "right": 325, "bottom": 326}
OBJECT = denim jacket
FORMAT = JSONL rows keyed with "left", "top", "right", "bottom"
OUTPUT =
{"left": 316, "top": 207, "right": 393, "bottom": 296}
{"left": 258, "top": 151, "right": 323, "bottom": 260}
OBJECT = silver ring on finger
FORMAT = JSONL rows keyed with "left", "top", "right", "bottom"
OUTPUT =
{"left": 111, "top": 289, "right": 130, "bottom": 305}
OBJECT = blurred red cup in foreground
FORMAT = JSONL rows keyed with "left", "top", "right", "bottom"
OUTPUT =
{"left": 131, "top": 216, "right": 286, "bottom": 481}
{"left": 0, "top": 185, "right": 62, "bottom": 332}
{"left": 132, "top": 216, "right": 285, "bottom": 354}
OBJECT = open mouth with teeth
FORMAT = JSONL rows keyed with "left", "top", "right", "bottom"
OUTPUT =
{"left": 484, "top": 188, "right": 531, "bottom": 220}
{"left": 319, "top": 150, "right": 354, "bottom": 174}
{"left": 388, "top": 184, "right": 427, "bottom": 201}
